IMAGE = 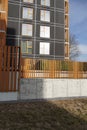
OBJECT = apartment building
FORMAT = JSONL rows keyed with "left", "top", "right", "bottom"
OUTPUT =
{"left": 6, "top": 0, "right": 69, "bottom": 59}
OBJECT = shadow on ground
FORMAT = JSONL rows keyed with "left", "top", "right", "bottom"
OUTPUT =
{"left": 0, "top": 99, "right": 87, "bottom": 130}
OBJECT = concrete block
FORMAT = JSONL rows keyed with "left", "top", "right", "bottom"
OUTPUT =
{"left": 53, "top": 79, "right": 68, "bottom": 98}
{"left": 20, "top": 79, "right": 37, "bottom": 100}
{"left": 36, "top": 79, "right": 53, "bottom": 99}
{"left": 81, "top": 79, "right": 87, "bottom": 96}
{"left": 0, "top": 92, "right": 18, "bottom": 101}
{"left": 68, "top": 79, "right": 81, "bottom": 97}
{"left": 20, "top": 78, "right": 87, "bottom": 100}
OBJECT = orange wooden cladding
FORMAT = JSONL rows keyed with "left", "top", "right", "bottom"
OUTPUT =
{"left": 65, "top": 0, "right": 69, "bottom": 14}
{"left": 21, "top": 58, "right": 87, "bottom": 79}
{"left": 0, "top": 46, "right": 21, "bottom": 92}
{"left": 65, "top": 0, "right": 69, "bottom": 59}
{"left": 0, "top": 0, "right": 8, "bottom": 45}
{"left": 0, "top": 0, "right": 8, "bottom": 25}
{"left": 0, "top": 18, "right": 6, "bottom": 45}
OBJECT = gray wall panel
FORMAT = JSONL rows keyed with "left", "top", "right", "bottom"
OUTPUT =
{"left": 55, "top": 43, "right": 64, "bottom": 56}
{"left": 55, "top": 27, "right": 64, "bottom": 40}
{"left": 7, "top": 21, "right": 19, "bottom": 35}
{"left": 8, "top": 4, "right": 19, "bottom": 18}
{"left": 55, "top": 12, "right": 64, "bottom": 24}
{"left": 55, "top": 0, "right": 64, "bottom": 9}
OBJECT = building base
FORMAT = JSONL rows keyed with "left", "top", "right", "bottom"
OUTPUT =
{"left": 0, "top": 79, "right": 87, "bottom": 101}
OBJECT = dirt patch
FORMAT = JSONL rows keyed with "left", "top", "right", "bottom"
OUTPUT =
{"left": 0, "top": 99, "right": 87, "bottom": 130}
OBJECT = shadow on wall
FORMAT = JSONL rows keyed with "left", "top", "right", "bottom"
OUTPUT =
{"left": 0, "top": 100, "right": 87, "bottom": 129}
{"left": 6, "top": 27, "right": 16, "bottom": 46}
{"left": 20, "top": 78, "right": 45, "bottom": 100}
{"left": 20, "top": 77, "right": 87, "bottom": 129}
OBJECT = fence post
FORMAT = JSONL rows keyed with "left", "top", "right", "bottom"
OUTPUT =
{"left": 49, "top": 60, "right": 55, "bottom": 78}
{"left": 73, "top": 62, "right": 78, "bottom": 79}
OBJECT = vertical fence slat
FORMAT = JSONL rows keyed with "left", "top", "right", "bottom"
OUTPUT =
{"left": 5, "top": 46, "right": 9, "bottom": 90}
{"left": 0, "top": 46, "right": 21, "bottom": 92}
{"left": 14, "top": 47, "right": 17, "bottom": 91}
{"left": 21, "top": 58, "right": 87, "bottom": 79}
{"left": 18, "top": 47, "right": 21, "bottom": 91}
{"left": 2, "top": 46, "right": 5, "bottom": 92}
{"left": 10, "top": 47, "right": 14, "bottom": 91}
{"left": 0, "top": 47, "right": 2, "bottom": 91}
{"left": 5, "top": 46, "right": 9, "bottom": 92}
{"left": 7, "top": 46, "right": 11, "bottom": 91}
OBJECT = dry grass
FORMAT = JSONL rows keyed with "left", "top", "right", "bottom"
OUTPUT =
{"left": 0, "top": 99, "right": 87, "bottom": 130}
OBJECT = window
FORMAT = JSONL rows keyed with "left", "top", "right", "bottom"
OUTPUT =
{"left": 40, "top": 26, "right": 50, "bottom": 38}
{"left": 40, "top": 10, "right": 50, "bottom": 22}
{"left": 22, "top": 7, "right": 33, "bottom": 19}
{"left": 23, "top": 0, "right": 33, "bottom": 3}
{"left": 21, "top": 41, "right": 32, "bottom": 54}
{"left": 40, "top": 42, "right": 50, "bottom": 55}
{"left": 41, "top": 0, "right": 50, "bottom": 6}
{"left": 22, "top": 24, "right": 33, "bottom": 36}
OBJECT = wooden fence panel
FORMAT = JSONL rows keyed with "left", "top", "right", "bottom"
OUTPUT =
{"left": 21, "top": 58, "right": 87, "bottom": 79}
{"left": 0, "top": 46, "right": 21, "bottom": 92}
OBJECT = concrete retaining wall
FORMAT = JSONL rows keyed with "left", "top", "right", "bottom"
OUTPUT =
{"left": 0, "top": 79, "right": 87, "bottom": 101}
{"left": 0, "top": 92, "right": 18, "bottom": 101}
{"left": 20, "top": 79, "right": 87, "bottom": 100}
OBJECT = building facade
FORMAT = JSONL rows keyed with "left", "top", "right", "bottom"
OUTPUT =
{"left": 6, "top": 0, "right": 69, "bottom": 59}
{"left": 0, "top": 0, "right": 8, "bottom": 45}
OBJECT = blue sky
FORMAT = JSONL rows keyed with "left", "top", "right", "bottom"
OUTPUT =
{"left": 69, "top": 0, "right": 87, "bottom": 61}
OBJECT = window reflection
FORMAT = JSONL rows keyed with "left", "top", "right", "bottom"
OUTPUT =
{"left": 40, "top": 26, "right": 50, "bottom": 38}
{"left": 22, "top": 24, "right": 33, "bottom": 36}
{"left": 21, "top": 41, "right": 32, "bottom": 54}
{"left": 40, "top": 42, "right": 50, "bottom": 55}
{"left": 22, "top": 7, "right": 33, "bottom": 19}
{"left": 40, "top": 10, "right": 50, "bottom": 22}
{"left": 41, "top": 0, "right": 50, "bottom": 6}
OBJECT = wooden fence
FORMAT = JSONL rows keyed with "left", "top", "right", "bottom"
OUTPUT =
{"left": 0, "top": 46, "right": 21, "bottom": 92}
{"left": 0, "top": 49, "right": 87, "bottom": 92}
{"left": 21, "top": 58, "right": 87, "bottom": 79}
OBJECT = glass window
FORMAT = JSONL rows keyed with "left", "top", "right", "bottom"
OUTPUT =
{"left": 40, "top": 42, "right": 50, "bottom": 55}
{"left": 21, "top": 41, "right": 32, "bottom": 54}
{"left": 23, "top": 0, "right": 33, "bottom": 3}
{"left": 22, "top": 24, "right": 33, "bottom": 36}
{"left": 40, "top": 26, "right": 50, "bottom": 38}
{"left": 22, "top": 7, "right": 33, "bottom": 19}
{"left": 41, "top": 0, "right": 50, "bottom": 6}
{"left": 40, "top": 10, "right": 50, "bottom": 22}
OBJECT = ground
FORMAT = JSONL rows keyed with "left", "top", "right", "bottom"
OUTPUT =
{"left": 0, "top": 99, "right": 87, "bottom": 130}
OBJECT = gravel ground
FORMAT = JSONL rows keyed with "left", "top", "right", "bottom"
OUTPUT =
{"left": 0, "top": 99, "right": 87, "bottom": 130}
